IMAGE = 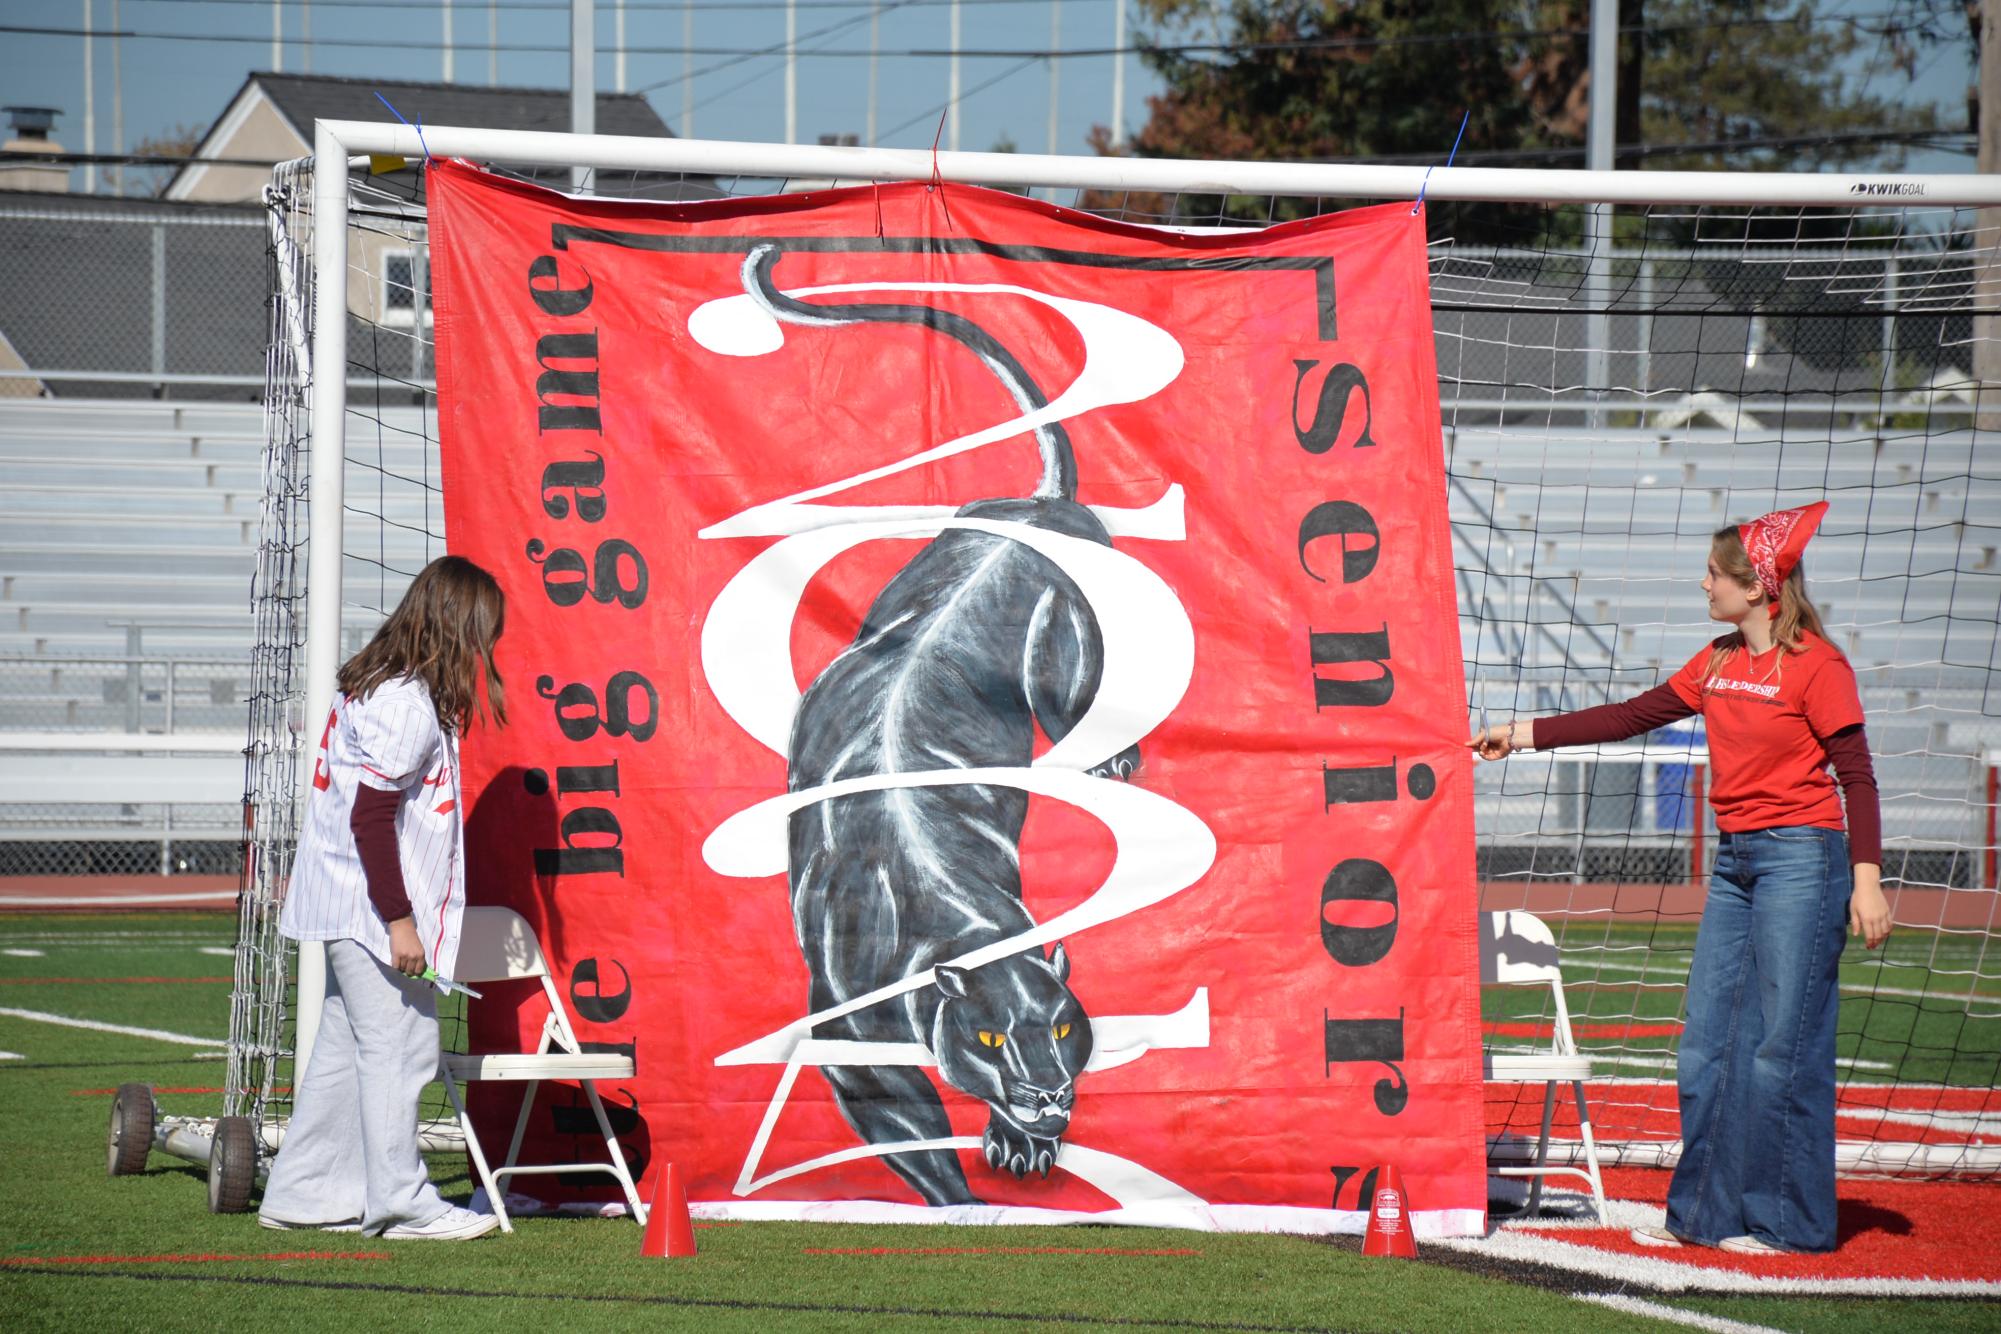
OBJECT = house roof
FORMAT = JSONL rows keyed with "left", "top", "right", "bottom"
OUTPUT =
{"left": 250, "top": 72, "right": 677, "bottom": 142}
{"left": 169, "top": 72, "right": 705, "bottom": 202}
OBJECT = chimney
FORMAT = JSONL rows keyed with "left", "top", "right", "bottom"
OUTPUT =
{"left": 1, "top": 106, "right": 69, "bottom": 193}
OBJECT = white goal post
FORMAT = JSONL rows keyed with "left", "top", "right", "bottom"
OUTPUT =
{"left": 258, "top": 121, "right": 2001, "bottom": 1181}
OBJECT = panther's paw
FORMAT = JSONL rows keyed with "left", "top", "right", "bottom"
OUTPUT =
{"left": 1087, "top": 745, "right": 1141, "bottom": 783}
{"left": 983, "top": 1118, "right": 1060, "bottom": 1179}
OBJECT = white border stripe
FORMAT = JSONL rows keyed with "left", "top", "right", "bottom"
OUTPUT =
{"left": 0, "top": 891, "right": 234, "bottom": 907}
{"left": 1575, "top": 1293, "right": 1786, "bottom": 1333}
{"left": 1439, "top": 1228, "right": 2001, "bottom": 1296}
{"left": 0, "top": 1006, "right": 225, "bottom": 1047}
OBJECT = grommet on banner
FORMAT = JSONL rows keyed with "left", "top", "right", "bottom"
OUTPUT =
{"left": 1361, "top": 1163, "right": 1418, "bottom": 1258}
{"left": 640, "top": 1161, "right": 697, "bottom": 1258}
{"left": 1412, "top": 110, "right": 1470, "bottom": 216}
{"left": 373, "top": 91, "right": 433, "bottom": 166}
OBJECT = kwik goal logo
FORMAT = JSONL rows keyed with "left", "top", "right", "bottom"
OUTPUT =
{"left": 1849, "top": 181, "right": 1926, "bottom": 198}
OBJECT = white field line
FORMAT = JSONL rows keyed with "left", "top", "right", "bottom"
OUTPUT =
{"left": 0, "top": 891, "right": 234, "bottom": 907}
{"left": 1, "top": 948, "right": 45, "bottom": 957}
{"left": 198, "top": 947, "right": 236, "bottom": 957}
{"left": 1836, "top": 1106, "right": 2001, "bottom": 1136}
{"left": 1572, "top": 1292, "right": 1786, "bottom": 1334}
{"left": 1489, "top": 1048, "right": 1892, "bottom": 1074}
{"left": 1440, "top": 1224, "right": 2001, "bottom": 1296}
{"left": 0, "top": 1006, "right": 224, "bottom": 1047}
{"left": 0, "top": 1051, "right": 20, "bottom": 1061}
{"left": 0, "top": 932, "right": 233, "bottom": 941}
{"left": 1564, "top": 955, "right": 2001, "bottom": 1004}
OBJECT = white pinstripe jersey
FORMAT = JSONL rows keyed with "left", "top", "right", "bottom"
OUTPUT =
{"left": 281, "top": 676, "right": 465, "bottom": 978}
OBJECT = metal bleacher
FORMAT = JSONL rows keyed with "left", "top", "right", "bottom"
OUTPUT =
{"left": 0, "top": 397, "right": 439, "bottom": 874}
{"left": 2, "top": 394, "right": 1995, "bottom": 880}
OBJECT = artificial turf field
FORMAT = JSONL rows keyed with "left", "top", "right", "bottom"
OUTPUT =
{"left": 2, "top": 912, "right": 1998, "bottom": 1334}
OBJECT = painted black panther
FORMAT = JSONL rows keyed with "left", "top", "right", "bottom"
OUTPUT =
{"left": 751, "top": 245, "right": 1138, "bottom": 1206}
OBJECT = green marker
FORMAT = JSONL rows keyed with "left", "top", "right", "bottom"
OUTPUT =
{"left": 422, "top": 967, "right": 483, "bottom": 1000}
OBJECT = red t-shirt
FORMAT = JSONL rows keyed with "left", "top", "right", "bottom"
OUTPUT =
{"left": 1667, "top": 630, "right": 1866, "bottom": 834}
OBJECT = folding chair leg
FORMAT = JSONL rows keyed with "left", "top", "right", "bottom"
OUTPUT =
{"left": 583, "top": 1081, "right": 648, "bottom": 1226}
{"left": 444, "top": 1070, "right": 512, "bottom": 1234}
{"left": 1571, "top": 1079, "right": 1609, "bottom": 1226}
{"left": 501, "top": 1079, "right": 541, "bottom": 1188}
{"left": 1526, "top": 1079, "right": 1558, "bottom": 1217}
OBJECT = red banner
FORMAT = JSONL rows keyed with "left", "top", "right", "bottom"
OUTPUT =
{"left": 429, "top": 160, "right": 1484, "bottom": 1234}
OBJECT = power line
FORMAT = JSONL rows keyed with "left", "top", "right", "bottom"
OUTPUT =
{"left": 129, "top": 0, "right": 1088, "bottom": 10}
{"left": 2, "top": 11, "right": 1948, "bottom": 61}
{"left": 879, "top": 55, "right": 1039, "bottom": 140}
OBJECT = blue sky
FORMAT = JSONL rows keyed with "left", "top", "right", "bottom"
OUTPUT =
{"left": 0, "top": 0, "right": 1972, "bottom": 191}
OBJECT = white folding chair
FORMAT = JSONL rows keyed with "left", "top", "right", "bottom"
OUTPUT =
{"left": 440, "top": 906, "right": 648, "bottom": 1232}
{"left": 1481, "top": 910, "right": 1608, "bottom": 1224}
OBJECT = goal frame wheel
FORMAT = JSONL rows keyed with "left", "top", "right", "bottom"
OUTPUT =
{"left": 207, "top": 1115, "right": 258, "bottom": 1213}
{"left": 107, "top": 1083, "right": 156, "bottom": 1177}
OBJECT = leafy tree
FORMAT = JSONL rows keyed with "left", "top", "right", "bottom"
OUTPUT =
{"left": 1093, "top": 0, "right": 1935, "bottom": 231}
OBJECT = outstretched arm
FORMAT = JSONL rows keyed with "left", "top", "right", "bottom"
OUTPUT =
{"left": 1468, "top": 682, "right": 1696, "bottom": 760}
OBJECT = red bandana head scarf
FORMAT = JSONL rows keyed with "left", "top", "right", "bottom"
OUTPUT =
{"left": 1738, "top": 501, "right": 1828, "bottom": 616}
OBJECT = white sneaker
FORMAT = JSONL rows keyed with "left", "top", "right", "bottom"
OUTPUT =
{"left": 259, "top": 1214, "right": 362, "bottom": 1234}
{"left": 1629, "top": 1225, "right": 1685, "bottom": 1248}
{"left": 382, "top": 1206, "right": 501, "bottom": 1241}
{"left": 1719, "top": 1234, "right": 1790, "bottom": 1255}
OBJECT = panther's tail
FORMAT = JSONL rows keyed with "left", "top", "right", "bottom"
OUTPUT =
{"left": 741, "top": 244, "right": 1076, "bottom": 501}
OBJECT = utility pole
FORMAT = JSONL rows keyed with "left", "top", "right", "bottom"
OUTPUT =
{"left": 1585, "top": 0, "right": 1616, "bottom": 428}
{"left": 489, "top": 0, "right": 498, "bottom": 84}
{"left": 443, "top": 0, "right": 455, "bottom": 83}
{"left": 110, "top": 0, "right": 122, "bottom": 194}
{"left": 303, "top": 0, "right": 313, "bottom": 72}
{"left": 949, "top": 0, "right": 962, "bottom": 151}
{"left": 571, "top": 0, "right": 595, "bottom": 192}
{"left": 270, "top": 0, "right": 282, "bottom": 72}
{"left": 1045, "top": 0, "right": 1061, "bottom": 158}
{"left": 616, "top": 0, "right": 627, "bottom": 92}
{"left": 867, "top": 0, "right": 880, "bottom": 145}
{"left": 1978, "top": 0, "right": 2001, "bottom": 429}
{"left": 785, "top": 0, "right": 797, "bottom": 144}
{"left": 1110, "top": 0, "right": 1125, "bottom": 145}
{"left": 684, "top": 0, "right": 695, "bottom": 137}
{"left": 82, "top": 0, "right": 95, "bottom": 194}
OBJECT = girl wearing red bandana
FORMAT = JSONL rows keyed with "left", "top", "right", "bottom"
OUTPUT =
{"left": 1470, "top": 502, "right": 1890, "bottom": 1255}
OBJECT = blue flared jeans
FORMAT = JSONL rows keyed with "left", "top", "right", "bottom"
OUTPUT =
{"left": 1665, "top": 826, "right": 1851, "bottom": 1252}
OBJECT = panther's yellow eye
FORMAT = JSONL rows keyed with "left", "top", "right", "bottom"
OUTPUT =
{"left": 1052, "top": 1022, "right": 1072, "bottom": 1040}
{"left": 978, "top": 1031, "right": 1005, "bottom": 1048}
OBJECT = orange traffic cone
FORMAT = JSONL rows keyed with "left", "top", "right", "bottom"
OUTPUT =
{"left": 640, "top": 1161, "right": 697, "bottom": 1258}
{"left": 1360, "top": 1164, "right": 1417, "bottom": 1259}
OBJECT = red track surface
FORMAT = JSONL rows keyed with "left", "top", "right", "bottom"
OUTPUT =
{"left": 1488, "top": 1081, "right": 2001, "bottom": 1148}
{"left": 1528, "top": 1167, "right": 2001, "bottom": 1284}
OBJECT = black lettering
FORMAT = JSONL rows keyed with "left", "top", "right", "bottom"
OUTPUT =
{"left": 528, "top": 254, "right": 595, "bottom": 317}
{"left": 535, "top": 672, "right": 659, "bottom": 743}
{"left": 1319, "top": 859, "right": 1398, "bottom": 967}
{"left": 536, "top": 331, "right": 601, "bottom": 433}
{"left": 1298, "top": 501, "right": 1379, "bottom": 584}
{"left": 1323, "top": 1009, "right": 1408, "bottom": 1116}
{"left": 569, "top": 958, "right": 633, "bottom": 1023}
{"left": 1309, "top": 626, "right": 1394, "bottom": 708}
{"left": 525, "top": 538, "right": 648, "bottom": 609}
{"left": 541, "top": 451, "right": 607, "bottom": 523}
{"left": 1328, "top": 1164, "right": 1381, "bottom": 1212}
{"left": 1292, "top": 360, "right": 1374, "bottom": 454}
{"left": 1322, "top": 760, "right": 1397, "bottom": 807}
{"left": 532, "top": 807, "right": 625, "bottom": 878}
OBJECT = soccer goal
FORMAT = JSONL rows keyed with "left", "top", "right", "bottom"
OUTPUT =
{"left": 139, "top": 123, "right": 2001, "bottom": 1209}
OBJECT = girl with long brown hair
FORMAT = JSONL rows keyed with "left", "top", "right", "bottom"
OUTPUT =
{"left": 1470, "top": 503, "right": 1891, "bottom": 1254}
{"left": 259, "top": 556, "right": 507, "bottom": 1241}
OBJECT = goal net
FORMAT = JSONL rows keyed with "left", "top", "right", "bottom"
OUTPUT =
{"left": 242, "top": 131, "right": 2001, "bottom": 1187}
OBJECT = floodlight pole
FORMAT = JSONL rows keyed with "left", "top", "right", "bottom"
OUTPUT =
{"left": 571, "top": 0, "right": 595, "bottom": 191}
{"left": 1585, "top": 0, "right": 1616, "bottom": 428}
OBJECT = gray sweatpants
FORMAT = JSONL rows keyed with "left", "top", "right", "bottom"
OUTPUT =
{"left": 259, "top": 938, "right": 451, "bottom": 1235}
